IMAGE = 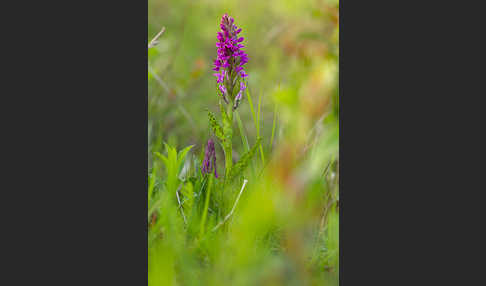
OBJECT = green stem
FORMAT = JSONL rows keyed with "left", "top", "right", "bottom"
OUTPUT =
{"left": 257, "top": 91, "right": 265, "bottom": 165}
{"left": 224, "top": 104, "right": 233, "bottom": 178}
{"left": 199, "top": 173, "right": 214, "bottom": 238}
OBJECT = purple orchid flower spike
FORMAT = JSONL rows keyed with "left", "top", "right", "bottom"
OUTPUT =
{"left": 201, "top": 139, "right": 218, "bottom": 178}
{"left": 213, "top": 14, "right": 248, "bottom": 109}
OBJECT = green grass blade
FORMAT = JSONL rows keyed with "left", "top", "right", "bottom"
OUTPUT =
{"left": 257, "top": 91, "right": 265, "bottom": 165}
{"left": 148, "top": 166, "right": 157, "bottom": 202}
{"left": 235, "top": 110, "right": 250, "bottom": 152}
{"left": 177, "top": 145, "right": 194, "bottom": 170}
{"left": 235, "top": 110, "right": 255, "bottom": 177}
{"left": 270, "top": 103, "right": 278, "bottom": 150}
{"left": 199, "top": 173, "right": 214, "bottom": 237}
{"left": 246, "top": 89, "right": 258, "bottom": 134}
{"left": 228, "top": 138, "right": 262, "bottom": 182}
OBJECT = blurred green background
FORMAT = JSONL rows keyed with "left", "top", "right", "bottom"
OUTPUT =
{"left": 149, "top": 0, "right": 339, "bottom": 285}
{"left": 149, "top": 0, "right": 338, "bottom": 159}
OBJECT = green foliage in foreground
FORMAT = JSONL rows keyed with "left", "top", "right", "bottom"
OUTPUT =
{"left": 149, "top": 115, "right": 339, "bottom": 285}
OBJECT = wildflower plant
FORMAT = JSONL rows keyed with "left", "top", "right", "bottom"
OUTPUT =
{"left": 201, "top": 139, "right": 218, "bottom": 178}
{"left": 207, "top": 14, "right": 260, "bottom": 182}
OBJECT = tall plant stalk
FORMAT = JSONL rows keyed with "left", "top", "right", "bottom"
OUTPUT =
{"left": 224, "top": 104, "right": 233, "bottom": 177}
{"left": 205, "top": 14, "right": 260, "bottom": 187}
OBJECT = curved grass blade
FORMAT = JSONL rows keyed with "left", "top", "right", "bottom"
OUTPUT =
{"left": 228, "top": 137, "right": 262, "bottom": 182}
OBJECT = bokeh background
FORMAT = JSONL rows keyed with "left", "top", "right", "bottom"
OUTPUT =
{"left": 149, "top": 0, "right": 339, "bottom": 285}
{"left": 149, "top": 0, "right": 338, "bottom": 159}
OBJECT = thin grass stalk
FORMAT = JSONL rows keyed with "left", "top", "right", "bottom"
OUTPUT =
{"left": 270, "top": 103, "right": 278, "bottom": 150}
{"left": 257, "top": 91, "right": 265, "bottom": 164}
{"left": 224, "top": 104, "right": 234, "bottom": 179}
{"left": 199, "top": 173, "right": 214, "bottom": 237}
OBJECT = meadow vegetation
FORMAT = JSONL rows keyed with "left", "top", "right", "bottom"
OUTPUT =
{"left": 148, "top": 0, "right": 339, "bottom": 285}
